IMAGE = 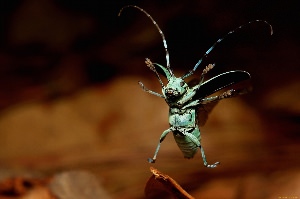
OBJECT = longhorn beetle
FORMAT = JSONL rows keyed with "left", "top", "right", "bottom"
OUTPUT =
{"left": 119, "top": 5, "right": 272, "bottom": 168}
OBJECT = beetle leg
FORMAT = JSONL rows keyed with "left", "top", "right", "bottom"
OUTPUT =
{"left": 182, "top": 99, "right": 200, "bottom": 109}
{"left": 183, "top": 129, "right": 220, "bottom": 168}
{"left": 200, "top": 146, "right": 220, "bottom": 168}
{"left": 201, "top": 95, "right": 219, "bottom": 104}
{"left": 199, "top": 63, "right": 215, "bottom": 84}
{"left": 201, "top": 89, "right": 235, "bottom": 104}
{"left": 178, "top": 86, "right": 199, "bottom": 105}
{"left": 148, "top": 128, "right": 172, "bottom": 163}
{"left": 138, "top": 81, "right": 165, "bottom": 98}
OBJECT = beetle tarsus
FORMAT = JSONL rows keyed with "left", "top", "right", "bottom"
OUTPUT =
{"left": 148, "top": 158, "right": 156, "bottom": 163}
{"left": 205, "top": 161, "right": 220, "bottom": 168}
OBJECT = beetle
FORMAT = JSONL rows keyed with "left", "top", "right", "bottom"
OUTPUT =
{"left": 119, "top": 5, "right": 272, "bottom": 168}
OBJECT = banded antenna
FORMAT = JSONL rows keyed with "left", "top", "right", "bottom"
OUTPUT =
{"left": 119, "top": 5, "right": 173, "bottom": 76}
{"left": 182, "top": 20, "right": 273, "bottom": 79}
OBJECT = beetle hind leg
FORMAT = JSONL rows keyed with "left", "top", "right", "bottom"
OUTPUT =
{"left": 200, "top": 145, "right": 220, "bottom": 168}
{"left": 148, "top": 142, "right": 161, "bottom": 163}
{"left": 148, "top": 128, "right": 172, "bottom": 163}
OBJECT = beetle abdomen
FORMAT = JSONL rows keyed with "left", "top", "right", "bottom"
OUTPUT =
{"left": 173, "top": 129, "right": 200, "bottom": 158}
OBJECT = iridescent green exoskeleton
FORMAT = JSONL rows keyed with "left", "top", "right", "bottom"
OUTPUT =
{"left": 119, "top": 5, "right": 272, "bottom": 168}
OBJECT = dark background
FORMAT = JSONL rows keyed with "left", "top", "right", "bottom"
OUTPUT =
{"left": 0, "top": 0, "right": 299, "bottom": 198}
{"left": 1, "top": 0, "right": 299, "bottom": 107}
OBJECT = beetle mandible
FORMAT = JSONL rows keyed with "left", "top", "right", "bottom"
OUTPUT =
{"left": 119, "top": 5, "right": 273, "bottom": 168}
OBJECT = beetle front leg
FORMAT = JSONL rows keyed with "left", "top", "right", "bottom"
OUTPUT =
{"left": 138, "top": 81, "right": 165, "bottom": 98}
{"left": 178, "top": 88, "right": 198, "bottom": 106}
{"left": 148, "top": 128, "right": 172, "bottom": 163}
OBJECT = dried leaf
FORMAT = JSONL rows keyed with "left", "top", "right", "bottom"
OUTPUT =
{"left": 145, "top": 167, "right": 195, "bottom": 199}
{"left": 48, "top": 170, "right": 111, "bottom": 199}
{"left": 0, "top": 177, "right": 51, "bottom": 199}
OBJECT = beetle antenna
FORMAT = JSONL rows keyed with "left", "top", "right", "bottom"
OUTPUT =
{"left": 119, "top": 5, "right": 173, "bottom": 76}
{"left": 182, "top": 20, "right": 273, "bottom": 79}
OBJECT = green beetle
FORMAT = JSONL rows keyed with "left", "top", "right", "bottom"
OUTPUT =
{"left": 119, "top": 5, "right": 272, "bottom": 168}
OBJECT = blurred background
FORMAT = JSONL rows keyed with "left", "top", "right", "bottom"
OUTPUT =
{"left": 0, "top": 0, "right": 299, "bottom": 198}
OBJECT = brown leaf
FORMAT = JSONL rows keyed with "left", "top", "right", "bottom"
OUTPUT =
{"left": 0, "top": 177, "right": 51, "bottom": 199}
{"left": 48, "top": 170, "right": 111, "bottom": 199}
{"left": 145, "top": 167, "right": 195, "bottom": 199}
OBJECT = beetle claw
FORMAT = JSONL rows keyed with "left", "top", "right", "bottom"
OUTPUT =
{"left": 148, "top": 158, "right": 156, "bottom": 163}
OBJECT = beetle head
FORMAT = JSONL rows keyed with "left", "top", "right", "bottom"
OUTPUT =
{"left": 163, "top": 77, "right": 188, "bottom": 100}
{"left": 146, "top": 59, "right": 188, "bottom": 101}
